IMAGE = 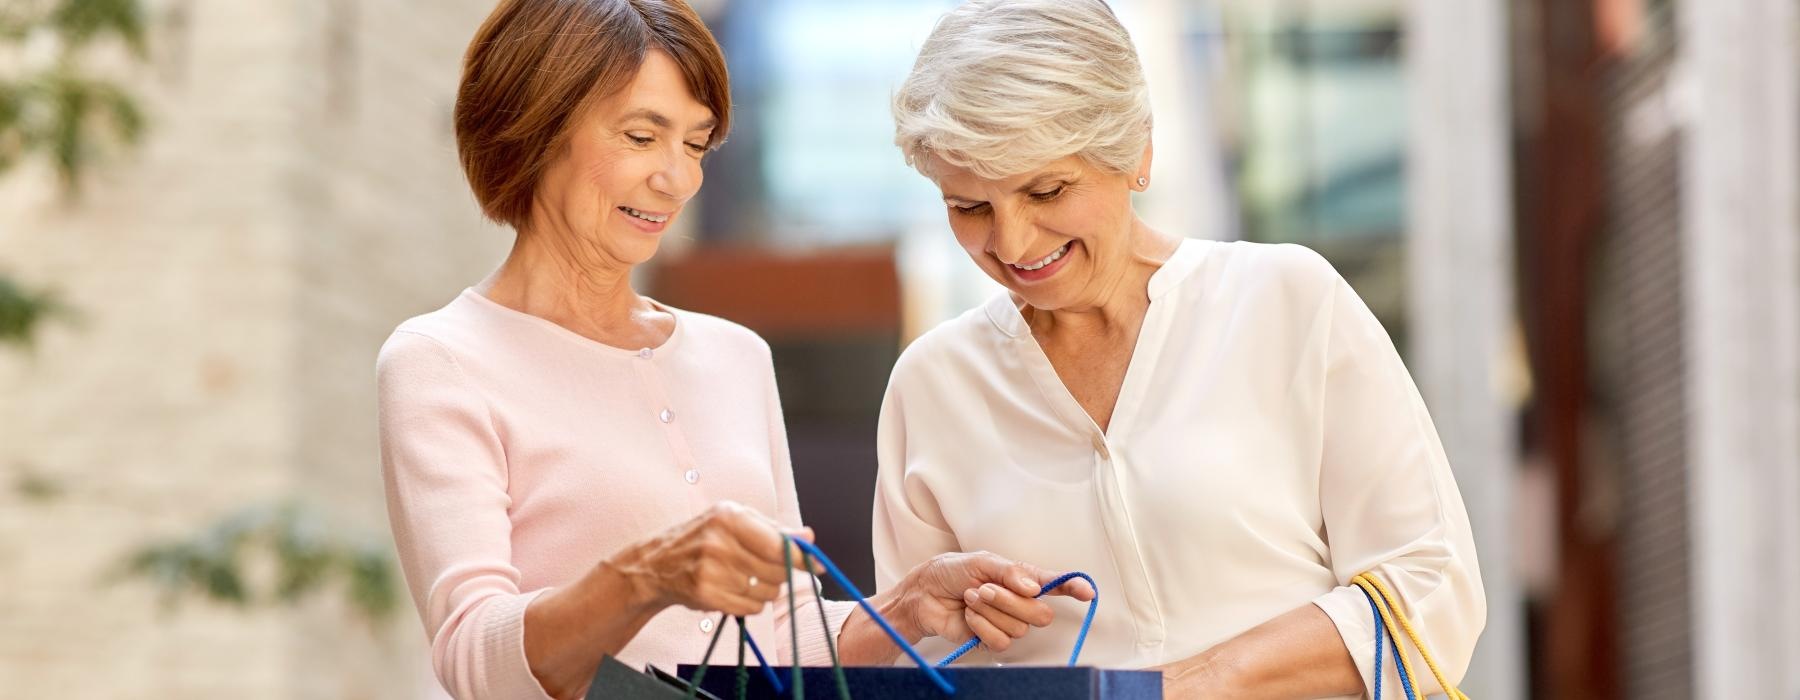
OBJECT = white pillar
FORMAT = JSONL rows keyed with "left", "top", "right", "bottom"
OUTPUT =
{"left": 1678, "top": 0, "right": 1800, "bottom": 697}
{"left": 1404, "top": 1, "right": 1524, "bottom": 697}
{"left": 1122, "top": 0, "right": 1238, "bottom": 241}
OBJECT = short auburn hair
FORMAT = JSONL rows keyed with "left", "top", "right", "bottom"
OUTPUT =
{"left": 454, "top": 0, "right": 731, "bottom": 229}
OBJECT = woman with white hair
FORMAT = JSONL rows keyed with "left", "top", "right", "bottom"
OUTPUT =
{"left": 875, "top": 1, "right": 1486, "bottom": 696}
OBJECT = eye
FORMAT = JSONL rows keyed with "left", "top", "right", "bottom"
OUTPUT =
{"left": 626, "top": 133, "right": 654, "bottom": 146}
{"left": 950, "top": 202, "right": 990, "bottom": 215}
{"left": 1028, "top": 186, "right": 1064, "bottom": 201}
{"left": 685, "top": 141, "right": 708, "bottom": 154}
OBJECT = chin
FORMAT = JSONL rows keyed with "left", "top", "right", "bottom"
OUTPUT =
{"left": 604, "top": 228, "right": 666, "bottom": 265}
{"left": 623, "top": 241, "right": 664, "bottom": 266}
{"left": 1004, "top": 286, "right": 1062, "bottom": 313}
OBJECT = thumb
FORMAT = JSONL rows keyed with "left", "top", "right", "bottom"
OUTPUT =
{"left": 1049, "top": 574, "right": 1096, "bottom": 602}
{"left": 1013, "top": 564, "right": 1095, "bottom": 601}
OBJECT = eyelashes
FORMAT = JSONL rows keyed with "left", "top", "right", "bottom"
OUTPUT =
{"left": 947, "top": 183, "right": 1069, "bottom": 216}
{"left": 625, "top": 133, "right": 710, "bottom": 155}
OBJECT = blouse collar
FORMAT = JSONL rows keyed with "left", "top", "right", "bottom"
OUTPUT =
{"left": 984, "top": 237, "right": 1212, "bottom": 338}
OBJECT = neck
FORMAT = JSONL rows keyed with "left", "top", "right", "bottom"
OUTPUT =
{"left": 1025, "top": 217, "right": 1179, "bottom": 340}
{"left": 478, "top": 224, "right": 649, "bottom": 335}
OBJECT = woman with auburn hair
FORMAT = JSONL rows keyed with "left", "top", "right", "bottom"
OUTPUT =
{"left": 377, "top": 2, "right": 1089, "bottom": 698}
{"left": 877, "top": 1, "right": 1486, "bottom": 697}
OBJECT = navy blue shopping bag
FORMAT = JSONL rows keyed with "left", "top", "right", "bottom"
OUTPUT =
{"left": 664, "top": 537, "right": 1160, "bottom": 699}
{"left": 681, "top": 664, "right": 1160, "bottom": 700}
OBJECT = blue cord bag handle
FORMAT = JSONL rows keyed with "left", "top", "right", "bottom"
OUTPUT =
{"left": 931, "top": 570, "right": 1100, "bottom": 667}
{"left": 695, "top": 536, "right": 1101, "bottom": 696}
{"left": 1361, "top": 585, "right": 1416, "bottom": 700}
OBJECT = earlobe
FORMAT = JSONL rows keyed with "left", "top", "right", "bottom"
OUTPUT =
{"left": 1134, "top": 138, "right": 1155, "bottom": 191}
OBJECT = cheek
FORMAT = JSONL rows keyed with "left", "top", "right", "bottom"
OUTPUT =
{"left": 947, "top": 218, "right": 988, "bottom": 255}
{"left": 573, "top": 142, "right": 638, "bottom": 194}
{"left": 1040, "top": 206, "right": 1096, "bottom": 238}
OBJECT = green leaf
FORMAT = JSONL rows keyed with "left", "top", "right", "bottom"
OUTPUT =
{"left": 51, "top": 0, "right": 147, "bottom": 55}
{"left": 109, "top": 501, "right": 403, "bottom": 626}
{"left": 0, "top": 81, "right": 23, "bottom": 172}
{"left": 0, "top": 275, "right": 65, "bottom": 349}
{"left": 0, "top": 1, "right": 150, "bottom": 192}
{"left": 346, "top": 542, "right": 401, "bottom": 621}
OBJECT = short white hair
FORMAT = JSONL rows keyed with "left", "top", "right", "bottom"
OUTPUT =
{"left": 892, "top": 0, "right": 1152, "bottom": 180}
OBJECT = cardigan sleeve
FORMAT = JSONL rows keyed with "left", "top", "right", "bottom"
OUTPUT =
{"left": 1301, "top": 257, "right": 1488, "bottom": 698}
{"left": 377, "top": 330, "right": 554, "bottom": 700}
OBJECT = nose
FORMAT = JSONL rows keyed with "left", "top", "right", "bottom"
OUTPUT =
{"left": 647, "top": 149, "right": 703, "bottom": 203}
{"left": 984, "top": 209, "right": 1035, "bottom": 265}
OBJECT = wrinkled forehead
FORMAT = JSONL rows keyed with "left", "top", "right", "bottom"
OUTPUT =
{"left": 588, "top": 51, "right": 718, "bottom": 131}
{"left": 929, "top": 154, "right": 1087, "bottom": 200}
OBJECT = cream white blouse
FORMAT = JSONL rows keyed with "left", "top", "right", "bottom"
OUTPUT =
{"left": 871, "top": 239, "right": 1484, "bottom": 698}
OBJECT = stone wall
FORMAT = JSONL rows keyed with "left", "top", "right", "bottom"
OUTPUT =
{"left": 0, "top": 1, "right": 507, "bottom": 697}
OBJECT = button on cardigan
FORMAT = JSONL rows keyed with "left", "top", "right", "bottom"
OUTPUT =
{"left": 872, "top": 240, "right": 1485, "bottom": 698}
{"left": 378, "top": 290, "right": 852, "bottom": 700}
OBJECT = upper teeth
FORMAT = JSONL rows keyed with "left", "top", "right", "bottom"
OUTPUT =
{"left": 1014, "top": 243, "right": 1070, "bottom": 271}
{"left": 621, "top": 206, "right": 669, "bottom": 223}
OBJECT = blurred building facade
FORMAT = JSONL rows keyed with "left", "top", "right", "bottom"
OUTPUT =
{"left": 0, "top": 0, "right": 1794, "bottom": 699}
{"left": 0, "top": 0, "right": 505, "bottom": 697}
{"left": 1500, "top": 0, "right": 1799, "bottom": 697}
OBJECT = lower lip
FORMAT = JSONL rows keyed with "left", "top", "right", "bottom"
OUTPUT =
{"left": 618, "top": 208, "right": 671, "bottom": 233}
{"left": 1008, "top": 242, "right": 1075, "bottom": 283}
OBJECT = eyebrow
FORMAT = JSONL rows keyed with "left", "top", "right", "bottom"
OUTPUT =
{"left": 1015, "top": 172, "right": 1074, "bottom": 193}
{"left": 617, "top": 108, "right": 717, "bottom": 132}
{"left": 942, "top": 172, "right": 1076, "bottom": 203}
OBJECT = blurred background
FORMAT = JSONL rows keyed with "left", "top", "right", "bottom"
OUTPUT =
{"left": 1, "top": 0, "right": 1795, "bottom": 698}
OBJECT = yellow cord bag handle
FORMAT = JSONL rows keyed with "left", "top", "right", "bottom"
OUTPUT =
{"left": 1352, "top": 573, "right": 1471, "bottom": 700}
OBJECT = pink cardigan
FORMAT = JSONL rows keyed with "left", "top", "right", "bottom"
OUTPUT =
{"left": 377, "top": 290, "right": 852, "bottom": 699}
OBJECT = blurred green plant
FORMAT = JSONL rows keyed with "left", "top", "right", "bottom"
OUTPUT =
{"left": 5, "top": 0, "right": 404, "bottom": 639}
{"left": 0, "top": 0, "right": 148, "bottom": 191}
{"left": 0, "top": 274, "right": 69, "bottom": 348}
{"left": 110, "top": 500, "right": 402, "bottom": 625}
{"left": 0, "top": 0, "right": 149, "bottom": 350}
{"left": 11, "top": 462, "right": 66, "bottom": 501}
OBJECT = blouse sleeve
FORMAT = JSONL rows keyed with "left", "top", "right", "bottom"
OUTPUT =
{"left": 1304, "top": 262, "right": 1488, "bottom": 697}
{"left": 377, "top": 331, "right": 553, "bottom": 700}
{"left": 869, "top": 360, "right": 963, "bottom": 592}
{"left": 756, "top": 340, "right": 856, "bottom": 665}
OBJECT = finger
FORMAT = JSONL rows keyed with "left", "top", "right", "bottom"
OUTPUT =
{"left": 962, "top": 601, "right": 1016, "bottom": 652}
{"left": 1009, "top": 563, "right": 1096, "bottom": 602}
{"left": 697, "top": 557, "right": 787, "bottom": 611}
{"left": 721, "top": 557, "right": 787, "bottom": 601}
{"left": 1001, "top": 564, "right": 1048, "bottom": 598}
{"left": 970, "top": 583, "right": 1053, "bottom": 629}
{"left": 780, "top": 527, "right": 827, "bottom": 575}
{"left": 720, "top": 545, "right": 795, "bottom": 599}
{"left": 712, "top": 502, "right": 789, "bottom": 562}
{"left": 936, "top": 606, "right": 974, "bottom": 642}
{"left": 1025, "top": 566, "right": 1095, "bottom": 601}
{"left": 700, "top": 590, "right": 771, "bottom": 618}
{"left": 962, "top": 587, "right": 1033, "bottom": 638}
{"left": 715, "top": 507, "right": 824, "bottom": 575}
{"left": 1049, "top": 576, "right": 1096, "bottom": 602}
{"left": 690, "top": 523, "right": 786, "bottom": 590}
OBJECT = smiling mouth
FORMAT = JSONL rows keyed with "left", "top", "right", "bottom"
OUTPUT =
{"left": 1011, "top": 242, "right": 1072, "bottom": 271}
{"left": 619, "top": 206, "right": 670, "bottom": 224}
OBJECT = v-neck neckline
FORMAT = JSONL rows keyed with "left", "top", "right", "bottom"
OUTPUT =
{"left": 984, "top": 239, "right": 1211, "bottom": 440}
